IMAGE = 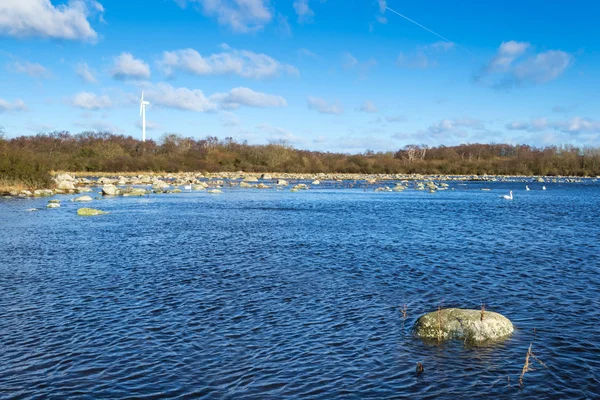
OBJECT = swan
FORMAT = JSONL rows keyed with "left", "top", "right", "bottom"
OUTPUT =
{"left": 502, "top": 190, "right": 513, "bottom": 200}
{"left": 542, "top": 186, "right": 546, "bottom": 190}
{"left": 183, "top": 184, "right": 192, "bottom": 191}
{"left": 526, "top": 185, "right": 530, "bottom": 191}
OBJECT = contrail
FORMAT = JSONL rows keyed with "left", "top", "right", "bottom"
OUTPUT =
{"left": 385, "top": 6, "right": 480, "bottom": 60}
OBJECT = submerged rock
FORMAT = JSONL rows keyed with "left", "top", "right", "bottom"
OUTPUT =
{"left": 47, "top": 203, "right": 60, "bottom": 208}
{"left": 414, "top": 308, "right": 513, "bottom": 342}
{"left": 77, "top": 208, "right": 109, "bottom": 216}
{"left": 73, "top": 195, "right": 93, "bottom": 202}
{"left": 207, "top": 189, "right": 223, "bottom": 194}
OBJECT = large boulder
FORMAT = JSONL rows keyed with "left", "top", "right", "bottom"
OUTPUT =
{"left": 276, "top": 179, "right": 288, "bottom": 186}
{"left": 243, "top": 176, "right": 258, "bottom": 183}
{"left": 239, "top": 181, "right": 253, "bottom": 188}
{"left": 102, "top": 184, "right": 119, "bottom": 196}
{"left": 47, "top": 203, "right": 60, "bottom": 208}
{"left": 414, "top": 308, "right": 513, "bottom": 342}
{"left": 57, "top": 180, "right": 75, "bottom": 190}
{"left": 77, "top": 208, "right": 108, "bottom": 216}
{"left": 56, "top": 173, "right": 74, "bottom": 182}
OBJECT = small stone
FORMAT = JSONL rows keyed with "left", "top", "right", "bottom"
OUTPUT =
{"left": 73, "top": 195, "right": 93, "bottom": 202}
{"left": 77, "top": 208, "right": 109, "bottom": 216}
{"left": 47, "top": 203, "right": 60, "bottom": 208}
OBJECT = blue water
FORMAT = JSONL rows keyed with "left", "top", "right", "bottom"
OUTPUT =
{"left": 1, "top": 181, "right": 599, "bottom": 398}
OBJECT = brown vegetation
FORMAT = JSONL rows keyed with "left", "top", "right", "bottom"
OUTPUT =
{"left": 1, "top": 130, "right": 600, "bottom": 189}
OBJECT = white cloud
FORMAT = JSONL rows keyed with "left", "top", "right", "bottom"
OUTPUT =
{"left": 175, "top": 0, "right": 272, "bottom": 33}
{"left": 219, "top": 111, "right": 240, "bottom": 127}
{"left": 0, "top": 98, "right": 28, "bottom": 113}
{"left": 159, "top": 48, "right": 298, "bottom": 79}
{"left": 111, "top": 53, "right": 151, "bottom": 80}
{"left": 428, "top": 41, "right": 455, "bottom": 51}
{"left": 293, "top": 0, "right": 314, "bottom": 23}
{"left": 476, "top": 41, "right": 572, "bottom": 88}
{"left": 256, "top": 123, "right": 304, "bottom": 144}
{"left": 342, "top": 52, "right": 377, "bottom": 76}
{"left": 0, "top": 0, "right": 103, "bottom": 41}
{"left": 506, "top": 117, "right": 600, "bottom": 134}
{"left": 210, "top": 87, "right": 287, "bottom": 109}
{"left": 76, "top": 62, "right": 97, "bottom": 83}
{"left": 396, "top": 41, "right": 454, "bottom": 69}
{"left": 71, "top": 91, "right": 112, "bottom": 110}
{"left": 429, "top": 118, "right": 483, "bottom": 133}
{"left": 298, "top": 48, "right": 320, "bottom": 60}
{"left": 359, "top": 100, "right": 378, "bottom": 113}
{"left": 74, "top": 120, "right": 121, "bottom": 133}
{"left": 386, "top": 115, "right": 406, "bottom": 123}
{"left": 378, "top": 0, "right": 387, "bottom": 12}
{"left": 9, "top": 61, "right": 52, "bottom": 78}
{"left": 397, "top": 51, "right": 431, "bottom": 69}
{"left": 276, "top": 13, "right": 291, "bottom": 36}
{"left": 144, "top": 82, "right": 217, "bottom": 112}
{"left": 307, "top": 97, "right": 343, "bottom": 115}
{"left": 135, "top": 119, "right": 158, "bottom": 130}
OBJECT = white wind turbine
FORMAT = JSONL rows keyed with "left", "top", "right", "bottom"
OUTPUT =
{"left": 140, "top": 91, "right": 150, "bottom": 142}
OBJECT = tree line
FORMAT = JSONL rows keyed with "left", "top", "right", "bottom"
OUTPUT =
{"left": 1, "top": 130, "right": 600, "bottom": 189}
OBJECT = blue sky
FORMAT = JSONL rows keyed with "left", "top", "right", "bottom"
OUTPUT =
{"left": 0, "top": 0, "right": 599, "bottom": 152}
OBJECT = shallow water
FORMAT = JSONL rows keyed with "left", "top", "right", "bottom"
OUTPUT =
{"left": 1, "top": 181, "right": 599, "bottom": 398}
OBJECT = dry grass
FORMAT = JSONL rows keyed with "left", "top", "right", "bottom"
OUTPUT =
{"left": 481, "top": 302, "right": 486, "bottom": 321}
{"left": 399, "top": 304, "right": 408, "bottom": 320}
{"left": 0, "top": 179, "right": 28, "bottom": 193}
{"left": 519, "top": 342, "right": 548, "bottom": 388}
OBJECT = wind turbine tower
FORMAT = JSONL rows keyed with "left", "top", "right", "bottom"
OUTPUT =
{"left": 140, "top": 92, "right": 150, "bottom": 142}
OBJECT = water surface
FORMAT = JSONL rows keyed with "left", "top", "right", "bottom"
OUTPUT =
{"left": 1, "top": 181, "right": 599, "bottom": 398}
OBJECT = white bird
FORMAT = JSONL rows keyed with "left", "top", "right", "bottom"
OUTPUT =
{"left": 502, "top": 190, "right": 513, "bottom": 200}
{"left": 542, "top": 186, "right": 546, "bottom": 190}
{"left": 139, "top": 91, "right": 150, "bottom": 142}
{"left": 183, "top": 184, "right": 192, "bottom": 192}
{"left": 526, "top": 185, "right": 530, "bottom": 191}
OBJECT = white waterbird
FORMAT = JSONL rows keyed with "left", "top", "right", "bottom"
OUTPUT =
{"left": 526, "top": 185, "right": 530, "bottom": 191}
{"left": 502, "top": 190, "right": 513, "bottom": 200}
{"left": 139, "top": 91, "right": 150, "bottom": 142}
{"left": 542, "top": 186, "right": 547, "bottom": 190}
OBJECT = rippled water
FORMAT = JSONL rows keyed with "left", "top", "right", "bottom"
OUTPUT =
{"left": 1, "top": 180, "right": 599, "bottom": 398}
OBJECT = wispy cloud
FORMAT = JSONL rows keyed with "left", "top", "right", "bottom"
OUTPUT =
{"left": 0, "top": 0, "right": 103, "bottom": 41}
{"left": 159, "top": 47, "right": 298, "bottom": 79}
{"left": 506, "top": 117, "right": 600, "bottom": 134}
{"left": 175, "top": 0, "right": 272, "bottom": 33}
{"left": 475, "top": 41, "right": 572, "bottom": 88}
{"left": 293, "top": 0, "right": 314, "bottom": 23}
{"left": 76, "top": 62, "right": 98, "bottom": 83}
{"left": 8, "top": 61, "right": 52, "bottom": 78}
{"left": 359, "top": 100, "right": 378, "bottom": 113}
{"left": 307, "top": 96, "right": 344, "bottom": 115}
{"left": 397, "top": 41, "right": 455, "bottom": 69}
{"left": 0, "top": 98, "right": 27, "bottom": 113}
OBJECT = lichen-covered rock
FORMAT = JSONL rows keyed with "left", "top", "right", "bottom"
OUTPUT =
{"left": 57, "top": 181, "right": 75, "bottom": 190}
{"left": 77, "top": 208, "right": 109, "bottom": 216}
{"left": 73, "top": 195, "right": 93, "bottom": 202}
{"left": 47, "top": 203, "right": 60, "bottom": 208}
{"left": 33, "top": 189, "right": 54, "bottom": 197}
{"left": 239, "top": 181, "right": 253, "bottom": 188}
{"left": 207, "top": 189, "right": 223, "bottom": 194}
{"left": 102, "top": 184, "right": 119, "bottom": 196}
{"left": 122, "top": 188, "right": 148, "bottom": 197}
{"left": 414, "top": 308, "right": 513, "bottom": 343}
{"left": 243, "top": 176, "right": 258, "bottom": 182}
